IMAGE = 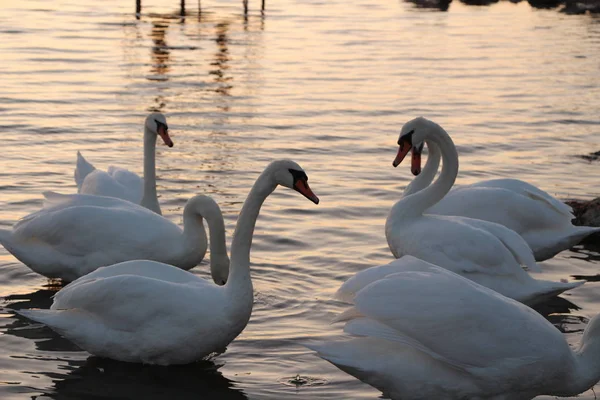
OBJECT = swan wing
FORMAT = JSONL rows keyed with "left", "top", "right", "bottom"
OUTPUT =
{"left": 347, "top": 266, "right": 566, "bottom": 369}
{"left": 50, "top": 273, "right": 222, "bottom": 333}
{"left": 14, "top": 192, "right": 138, "bottom": 231}
{"left": 74, "top": 151, "right": 96, "bottom": 190}
{"left": 61, "top": 260, "right": 210, "bottom": 290}
{"left": 468, "top": 178, "right": 573, "bottom": 217}
{"left": 390, "top": 215, "right": 528, "bottom": 276}
{"left": 335, "top": 256, "right": 430, "bottom": 303}
{"left": 457, "top": 216, "right": 540, "bottom": 272}
{"left": 432, "top": 186, "right": 573, "bottom": 230}
{"left": 12, "top": 202, "right": 178, "bottom": 257}
{"left": 40, "top": 191, "right": 136, "bottom": 210}
{"left": 106, "top": 166, "right": 144, "bottom": 203}
{"left": 79, "top": 170, "right": 142, "bottom": 204}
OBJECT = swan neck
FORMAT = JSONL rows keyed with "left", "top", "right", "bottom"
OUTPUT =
{"left": 396, "top": 128, "right": 457, "bottom": 217}
{"left": 205, "top": 206, "right": 229, "bottom": 281}
{"left": 140, "top": 126, "right": 161, "bottom": 215}
{"left": 183, "top": 205, "right": 208, "bottom": 245}
{"left": 403, "top": 142, "right": 441, "bottom": 196}
{"left": 226, "top": 170, "right": 276, "bottom": 290}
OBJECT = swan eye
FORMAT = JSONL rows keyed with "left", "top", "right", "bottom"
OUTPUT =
{"left": 154, "top": 119, "right": 168, "bottom": 131}
{"left": 398, "top": 129, "right": 415, "bottom": 146}
{"left": 288, "top": 169, "right": 308, "bottom": 183}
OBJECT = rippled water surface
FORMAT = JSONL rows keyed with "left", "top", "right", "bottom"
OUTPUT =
{"left": 1, "top": 0, "right": 600, "bottom": 398}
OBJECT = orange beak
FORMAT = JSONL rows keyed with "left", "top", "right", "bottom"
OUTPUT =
{"left": 294, "top": 179, "right": 319, "bottom": 204}
{"left": 158, "top": 125, "right": 174, "bottom": 147}
{"left": 393, "top": 139, "right": 412, "bottom": 168}
{"left": 411, "top": 148, "right": 422, "bottom": 176}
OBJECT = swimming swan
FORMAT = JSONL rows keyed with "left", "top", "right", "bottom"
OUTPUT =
{"left": 404, "top": 140, "right": 600, "bottom": 261}
{"left": 75, "top": 112, "right": 173, "bottom": 215}
{"left": 310, "top": 256, "right": 600, "bottom": 400}
{"left": 0, "top": 191, "right": 229, "bottom": 283}
{"left": 384, "top": 117, "right": 582, "bottom": 305}
{"left": 17, "top": 159, "right": 319, "bottom": 365}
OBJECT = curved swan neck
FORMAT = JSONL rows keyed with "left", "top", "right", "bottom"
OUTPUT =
{"left": 140, "top": 126, "right": 161, "bottom": 215}
{"left": 403, "top": 142, "right": 441, "bottom": 197}
{"left": 394, "top": 126, "right": 458, "bottom": 218}
{"left": 226, "top": 168, "right": 277, "bottom": 291}
{"left": 204, "top": 205, "right": 229, "bottom": 281}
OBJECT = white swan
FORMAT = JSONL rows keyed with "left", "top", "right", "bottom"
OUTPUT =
{"left": 17, "top": 160, "right": 319, "bottom": 365}
{"left": 0, "top": 191, "right": 229, "bottom": 282}
{"left": 385, "top": 117, "right": 582, "bottom": 305}
{"left": 310, "top": 256, "right": 600, "bottom": 400}
{"left": 404, "top": 140, "right": 600, "bottom": 261}
{"left": 74, "top": 112, "right": 173, "bottom": 215}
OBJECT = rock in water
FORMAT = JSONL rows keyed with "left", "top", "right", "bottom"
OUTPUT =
{"left": 566, "top": 198, "right": 600, "bottom": 244}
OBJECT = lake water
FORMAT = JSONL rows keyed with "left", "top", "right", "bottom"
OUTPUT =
{"left": 1, "top": 0, "right": 600, "bottom": 398}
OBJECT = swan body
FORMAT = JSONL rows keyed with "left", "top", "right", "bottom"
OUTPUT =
{"left": 75, "top": 112, "right": 173, "bottom": 215}
{"left": 335, "top": 255, "right": 582, "bottom": 307}
{"left": 405, "top": 141, "right": 600, "bottom": 261}
{"left": 17, "top": 160, "right": 319, "bottom": 365}
{"left": 310, "top": 257, "right": 600, "bottom": 400}
{"left": 385, "top": 117, "right": 582, "bottom": 304}
{"left": 0, "top": 191, "right": 229, "bottom": 282}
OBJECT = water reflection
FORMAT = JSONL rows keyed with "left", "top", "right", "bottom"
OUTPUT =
{"left": 211, "top": 21, "right": 233, "bottom": 101}
{"left": 459, "top": 0, "right": 499, "bottom": 5}
{"left": 3, "top": 287, "right": 81, "bottom": 352}
{"left": 532, "top": 295, "right": 582, "bottom": 319}
{"left": 2, "top": 288, "right": 247, "bottom": 399}
{"left": 527, "top": 0, "right": 563, "bottom": 9}
{"left": 46, "top": 357, "right": 248, "bottom": 400}
{"left": 404, "top": 0, "right": 453, "bottom": 11}
{"left": 149, "top": 17, "right": 173, "bottom": 82}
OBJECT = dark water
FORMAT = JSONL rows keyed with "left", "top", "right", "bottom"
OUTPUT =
{"left": 1, "top": 0, "right": 600, "bottom": 398}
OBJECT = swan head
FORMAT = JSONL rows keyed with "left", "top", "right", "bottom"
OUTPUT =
{"left": 410, "top": 143, "right": 424, "bottom": 176}
{"left": 145, "top": 112, "right": 174, "bottom": 148}
{"left": 393, "top": 117, "right": 439, "bottom": 171}
{"left": 270, "top": 160, "right": 320, "bottom": 204}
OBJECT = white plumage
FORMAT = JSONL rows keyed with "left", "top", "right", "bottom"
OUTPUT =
{"left": 75, "top": 112, "right": 173, "bottom": 215}
{"left": 311, "top": 256, "right": 600, "bottom": 400}
{"left": 385, "top": 117, "right": 582, "bottom": 305}
{"left": 405, "top": 141, "right": 600, "bottom": 261}
{"left": 18, "top": 160, "right": 320, "bottom": 365}
{"left": 0, "top": 191, "right": 229, "bottom": 282}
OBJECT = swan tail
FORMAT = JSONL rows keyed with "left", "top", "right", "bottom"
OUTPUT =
{"left": 305, "top": 340, "right": 364, "bottom": 370}
{"left": 41, "top": 190, "right": 72, "bottom": 209}
{"left": 525, "top": 279, "right": 585, "bottom": 306}
{"left": 17, "top": 308, "right": 87, "bottom": 338}
{"left": 17, "top": 309, "right": 61, "bottom": 325}
{"left": 525, "top": 226, "right": 600, "bottom": 262}
{"left": 333, "top": 288, "right": 355, "bottom": 304}
{"left": 74, "top": 151, "right": 95, "bottom": 190}
{"left": 332, "top": 307, "right": 364, "bottom": 323}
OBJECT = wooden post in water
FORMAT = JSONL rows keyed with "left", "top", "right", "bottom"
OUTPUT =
{"left": 262, "top": 0, "right": 265, "bottom": 11}
{"left": 134, "top": 0, "right": 260, "bottom": 16}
